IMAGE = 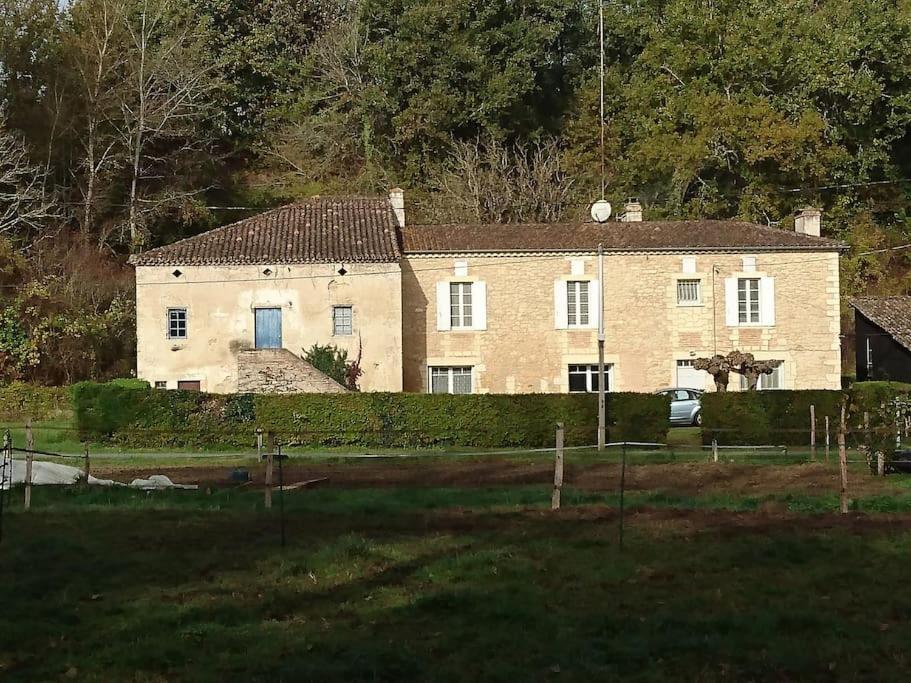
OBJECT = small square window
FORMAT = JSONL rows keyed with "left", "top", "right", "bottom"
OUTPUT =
{"left": 154, "top": 381, "right": 167, "bottom": 390}
{"left": 677, "top": 279, "right": 701, "bottom": 305}
{"left": 333, "top": 305, "right": 353, "bottom": 336}
{"left": 167, "top": 308, "right": 187, "bottom": 339}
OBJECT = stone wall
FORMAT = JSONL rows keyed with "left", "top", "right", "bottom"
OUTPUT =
{"left": 135, "top": 262, "right": 402, "bottom": 393}
{"left": 236, "top": 349, "right": 347, "bottom": 394}
{"left": 401, "top": 250, "right": 841, "bottom": 393}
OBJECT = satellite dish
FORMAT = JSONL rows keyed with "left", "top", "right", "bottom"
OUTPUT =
{"left": 590, "top": 200, "right": 612, "bottom": 223}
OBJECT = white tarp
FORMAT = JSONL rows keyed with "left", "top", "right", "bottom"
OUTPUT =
{"left": 0, "top": 458, "right": 197, "bottom": 491}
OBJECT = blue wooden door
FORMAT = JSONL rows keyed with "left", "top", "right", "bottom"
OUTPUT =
{"left": 254, "top": 308, "right": 282, "bottom": 349}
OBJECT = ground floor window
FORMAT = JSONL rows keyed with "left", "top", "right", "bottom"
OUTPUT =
{"left": 177, "top": 380, "right": 201, "bottom": 391}
{"left": 429, "top": 366, "right": 472, "bottom": 394}
{"left": 676, "top": 359, "right": 706, "bottom": 389}
{"left": 154, "top": 381, "right": 167, "bottom": 390}
{"left": 740, "top": 363, "right": 783, "bottom": 390}
{"left": 568, "top": 364, "right": 613, "bottom": 393}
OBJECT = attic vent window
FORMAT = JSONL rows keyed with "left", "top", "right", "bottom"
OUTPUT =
{"left": 172, "top": 269, "right": 183, "bottom": 278}
{"left": 262, "top": 268, "right": 273, "bottom": 276}
{"left": 337, "top": 266, "right": 348, "bottom": 276}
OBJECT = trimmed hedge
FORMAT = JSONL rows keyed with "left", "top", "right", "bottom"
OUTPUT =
{"left": 702, "top": 390, "right": 842, "bottom": 446}
{"left": 0, "top": 382, "right": 72, "bottom": 420}
{"left": 73, "top": 383, "right": 669, "bottom": 449}
{"left": 702, "top": 382, "right": 911, "bottom": 446}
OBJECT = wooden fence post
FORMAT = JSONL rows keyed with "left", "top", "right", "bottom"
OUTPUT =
{"left": 264, "top": 431, "right": 275, "bottom": 510}
{"left": 25, "top": 419, "right": 34, "bottom": 453}
{"left": 712, "top": 439, "right": 719, "bottom": 463}
{"left": 839, "top": 401, "right": 849, "bottom": 514}
{"left": 825, "top": 416, "right": 830, "bottom": 464}
{"left": 551, "top": 423, "right": 564, "bottom": 510}
{"left": 810, "top": 404, "right": 816, "bottom": 461}
{"left": 24, "top": 453, "right": 33, "bottom": 511}
{"left": 83, "top": 443, "right": 90, "bottom": 482}
{"left": 877, "top": 451, "right": 885, "bottom": 477}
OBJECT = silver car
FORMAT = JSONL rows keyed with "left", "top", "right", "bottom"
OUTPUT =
{"left": 656, "top": 388, "right": 703, "bottom": 426}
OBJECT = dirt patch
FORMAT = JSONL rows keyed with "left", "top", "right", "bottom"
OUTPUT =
{"left": 96, "top": 459, "right": 902, "bottom": 497}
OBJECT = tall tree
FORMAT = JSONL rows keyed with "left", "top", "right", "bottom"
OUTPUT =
{"left": 115, "top": 0, "right": 218, "bottom": 249}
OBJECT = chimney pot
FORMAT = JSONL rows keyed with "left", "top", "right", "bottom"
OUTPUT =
{"left": 389, "top": 188, "right": 405, "bottom": 228}
{"left": 794, "top": 207, "right": 821, "bottom": 237}
{"left": 620, "top": 197, "right": 642, "bottom": 222}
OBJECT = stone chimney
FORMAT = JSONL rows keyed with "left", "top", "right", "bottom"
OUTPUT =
{"left": 619, "top": 197, "right": 642, "bottom": 222}
{"left": 389, "top": 188, "right": 405, "bottom": 228}
{"left": 794, "top": 207, "right": 821, "bottom": 237}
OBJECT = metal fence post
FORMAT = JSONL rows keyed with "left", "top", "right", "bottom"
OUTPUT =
{"left": 810, "top": 404, "right": 816, "bottom": 461}
{"left": 0, "top": 430, "right": 11, "bottom": 544}
{"left": 619, "top": 442, "right": 627, "bottom": 551}
{"left": 839, "top": 401, "right": 849, "bottom": 514}
{"left": 265, "top": 430, "right": 275, "bottom": 510}
{"left": 277, "top": 441, "right": 286, "bottom": 549}
{"left": 825, "top": 416, "right": 830, "bottom": 464}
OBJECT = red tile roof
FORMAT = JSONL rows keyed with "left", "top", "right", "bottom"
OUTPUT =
{"left": 130, "top": 197, "right": 844, "bottom": 268}
{"left": 401, "top": 221, "right": 843, "bottom": 254}
{"left": 129, "top": 197, "right": 401, "bottom": 266}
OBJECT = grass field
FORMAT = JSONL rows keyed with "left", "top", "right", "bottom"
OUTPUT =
{"left": 3, "top": 456, "right": 911, "bottom": 682}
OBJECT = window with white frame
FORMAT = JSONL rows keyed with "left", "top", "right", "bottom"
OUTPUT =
{"left": 737, "top": 278, "right": 761, "bottom": 324}
{"left": 450, "top": 282, "right": 473, "bottom": 328}
{"left": 568, "top": 364, "right": 613, "bottom": 393}
{"left": 429, "top": 366, "right": 472, "bottom": 394}
{"left": 154, "top": 381, "right": 167, "bottom": 390}
{"left": 677, "top": 279, "right": 701, "bottom": 305}
{"left": 740, "top": 364, "right": 783, "bottom": 390}
{"left": 866, "top": 339, "right": 873, "bottom": 372}
{"left": 167, "top": 308, "right": 187, "bottom": 339}
{"left": 332, "top": 305, "right": 353, "bottom": 335}
{"left": 567, "top": 281, "right": 590, "bottom": 327}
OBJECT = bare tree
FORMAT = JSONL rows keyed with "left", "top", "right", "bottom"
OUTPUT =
{"left": 67, "top": 0, "right": 126, "bottom": 237}
{"left": 114, "top": 0, "right": 216, "bottom": 250}
{"left": 0, "top": 122, "right": 59, "bottom": 237}
{"left": 428, "top": 137, "right": 575, "bottom": 223}
{"left": 268, "top": 7, "right": 374, "bottom": 183}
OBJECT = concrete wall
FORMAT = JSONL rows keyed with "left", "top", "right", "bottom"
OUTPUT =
{"left": 402, "top": 251, "right": 841, "bottom": 393}
{"left": 135, "top": 263, "right": 402, "bottom": 393}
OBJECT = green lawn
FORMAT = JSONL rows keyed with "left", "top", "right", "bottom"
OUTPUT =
{"left": 3, "top": 482, "right": 911, "bottom": 681}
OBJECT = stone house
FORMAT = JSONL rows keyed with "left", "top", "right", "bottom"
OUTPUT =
{"left": 131, "top": 193, "right": 844, "bottom": 394}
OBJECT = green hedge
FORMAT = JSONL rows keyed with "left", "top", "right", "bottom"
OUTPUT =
{"left": 702, "top": 382, "right": 911, "bottom": 446}
{"left": 0, "top": 382, "right": 72, "bottom": 421}
{"left": 73, "top": 383, "right": 669, "bottom": 449}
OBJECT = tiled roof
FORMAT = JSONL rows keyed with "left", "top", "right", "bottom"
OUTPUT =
{"left": 130, "top": 197, "right": 401, "bottom": 266}
{"left": 402, "top": 221, "right": 844, "bottom": 254}
{"left": 851, "top": 297, "right": 911, "bottom": 352}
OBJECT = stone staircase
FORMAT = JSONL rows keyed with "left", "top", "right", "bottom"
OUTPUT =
{"left": 236, "top": 349, "right": 348, "bottom": 394}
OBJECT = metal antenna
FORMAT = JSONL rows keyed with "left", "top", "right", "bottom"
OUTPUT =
{"left": 599, "top": 0, "right": 606, "bottom": 200}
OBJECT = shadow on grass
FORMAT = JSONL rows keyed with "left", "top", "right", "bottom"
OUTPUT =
{"left": 3, "top": 487, "right": 911, "bottom": 681}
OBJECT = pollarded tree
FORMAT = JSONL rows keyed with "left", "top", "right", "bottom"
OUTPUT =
{"left": 693, "top": 351, "right": 782, "bottom": 392}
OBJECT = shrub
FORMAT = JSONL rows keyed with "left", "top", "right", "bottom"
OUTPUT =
{"left": 0, "top": 382, "right": 71, "bottom": 420}
{"left": 701, "top": 390, "right": 843, "bottom": 446}
{"left": 701, "top": 383, "right": 911, "bottom": 447}
{"left": 74, "top": 383, "right": 669, "bottom": 450}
